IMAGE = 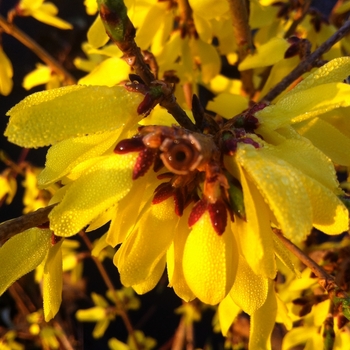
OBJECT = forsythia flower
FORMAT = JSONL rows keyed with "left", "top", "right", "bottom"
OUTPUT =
{"left": 16, "top": 0, "right": 72, "bottom": 29}
{"left": 0, "top": 47, "right": 14, "bottom": 96}
{"left": 3, "top": 57, "right": 350, "bottom": 348}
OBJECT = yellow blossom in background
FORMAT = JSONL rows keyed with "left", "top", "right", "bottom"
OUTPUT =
{"left": 17, "top": 0, "right": 72, "bottom": 29}
{"left": 0, "top": 170, "right": 17, "bottom": 205}
{"left": 22, "top": 64, "right": 62, "bottom": 90}
{"left": 0, "top": 47, "right": 13, "bottom": 96}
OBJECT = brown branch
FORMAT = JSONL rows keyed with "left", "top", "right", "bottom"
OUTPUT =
{"left": 227, "top": 0, "right": 255, "bottom": 96}
{"left": 284, "top": 0, "right": 312, "bottom": 39}
{"left": 79, "top": 231, "right": 142, "bottom": 350}
{"left": 98, "top": 1, "right": 197, "bottom": 131}
{"left": 0, "top": 205, "right": 55, "bottom": 244}
{"left": 0, "top": 15, "right": 76, "bottom": 85}
{"left": 262, "top": 19, "right": 350, "bottom": 102}
{"left": 274, "top": 230, "right": 350, "bottom": 302}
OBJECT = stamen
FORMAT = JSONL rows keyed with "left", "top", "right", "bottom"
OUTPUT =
{"left": 133, "top": 148, "right": 156, "bottom": 179}
{"left": 114, "top": 137, "right": 145, "bottom": 154}
{"left": 208, "top": 200, "right": 227, "bottom": 235}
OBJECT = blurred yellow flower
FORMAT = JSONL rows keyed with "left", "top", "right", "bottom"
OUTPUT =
{"left": 0, "top": 47, "right": 13, "bottom": 96}
{"left": 17, "top": 0, "right": 72, "bottom": 29}
{"left": 22, "top": 64, "right": 61, "bottom": 90}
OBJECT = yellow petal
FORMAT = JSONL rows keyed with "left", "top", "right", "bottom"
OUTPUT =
{"left": 84, "top": 0, "right": 98, "bottom": 14}
{"left": 282, "top": 327, "right": 317, "bottom": 350}
{"left": 259, "top": 56, "right": 300, "bottom": 101}
{"left": 276, "top": 294, "right": 293, "bottom": 331}
{"left": 239, "top": 37, "right": 289, "bottom": 70}
{"left": 135, "top": 3, "right": 167, "bottom": 50}
{"left": 194, "top": 39, "right": 221, "bottom": 83}
{"left": 49, "top": 153, "right": 137, "bottom": 236}
{"left": 0, "top": 48, "right": 13, "bottom": 96}
{"left": 249, "top": 280, "right": 277, "bottom": 350}
{"left": 43, "top": 240, "right": 63, "bottom": 321}
{"left": 76, "top": 306, "right": 106, "bottom": 322}
{"left": 293, "top": 117, "right": 350, "bottom": 166}
{"left": 0, "top": 228, "right": 51, "bottom": 296}
{"left": 206, "top": 93, "right": 248, "bottom": 119}
{"left": 257, "top": 83, "right": 350, "bottom": 130}
{"left": 289, "top": 56, "right": 350, "bottom": 95}
{"left": 249, "top": 2, "right": 279, "bottom": 29}
{"left": 115, "top": 198, "right": 178, "bottom": 286}
{"left": 22, "top": 64, "right": 51, "bottom": 90}
{"left": 132, "top": 255, "right": 166, "bottom": 295}
{"left": 5, "top": 85, "right": 143, "bottom": 147}
{"left": 193, "top": 13, "right": 212, "bottom": 43}
{"left": 167, "top": 211, "right": 195, "bottom": 302}
{"left": 183, "top": 211, "right": 238, "bottom": 305}
{"left": 87, "top": 15, "right": 109, "bottom": 48}
{"left": 301, "top": 174, "right": 348, "bottom": 235}
{"left": 188, "top": 0, "right": 229, "bottom": 20}
{"left": 92, "top": 319, "right": 110, "bottom": 339}
{"left": 236, "top": 144, "right": 313, "bottom": 242}
{"left": 78, "top": 57, "right": 130, "bottom": 86}
{"left": 37, "top": 130, "right": 120, "bottom": 187}
{"left": 106, "top": 171, "right": 159, "bottom": 247}
{"left": 261, "top": 138, "right": 339, "bottom": 193}
{"left": 31, "top": 4, "right": 73, "bottom": 29}
{"left": 232, "top": 161, "right": 276, "bottom": 278}
{"left": 218, "top": 294, "right": 241, "bottom": 336}
{"left": 229, "top": 255, "right": 269, "bottom": 315}
{"left": 272, "top": 234, "right": 296, "bottom": 274}
{"left": 207, "top": 75, "right": 242, "bottom": 95}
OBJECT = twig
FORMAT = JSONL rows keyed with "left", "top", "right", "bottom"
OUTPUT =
{"left": 98, "top": 0, "right": 197, "bottom": 131}
{"left": 284, "top": 0, "right": 312, "bottom": 39}
{"left": 0, "top": 15, "right": 76, "bottom": 85}
{"left": 0, "top": 205, "right": 55, "bottom": 244}
{"left": 171, "top": 317, "right": 186, "bottom": 350}
{"left": 79, "top": 231, "right": 142, "bottom": 350}
{"left": 323, "top": 303, "right": 335, "bottom": 350}
{"left": 274, "top": 230, "right": 350, "bottom": 304}
{"left": 262, "top": 19, "right": 350, "bottom": 102}
{"left": 227, "top": 0, "right": 255, "bottom": 96}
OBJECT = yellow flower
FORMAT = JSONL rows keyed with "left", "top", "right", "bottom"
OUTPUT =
{"left": 3, "top": 57, "right": 350, "bottom": 348}
{"left": 17, "top": 0, "right": 72, "bottom": 29}
{"left": 0, "top": 47, "right": 13, "bottom": 96}
{"left": 22, "top": 64, "right": 62, "bottom": 90}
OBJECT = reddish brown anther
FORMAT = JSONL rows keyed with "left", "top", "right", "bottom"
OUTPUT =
{"left": 114, "top": 136, "right": 145, "bottom": 154}
{"left": 133, "top": 148, "right": 156, "bottom": 180}
{"left": 152, "top": 182, "right": 174, "bottom": 204}
{"left": 174, "top": 188, "right": 185, "bottom": 216}
{"left": 137, "top": 92, "right": 156, "bottom": 114}
{"left": 208, "top": 200, "right": 227, "bottom": 235}
{"left": 51, "top": 233, "right": 62, "bottom": 245}
{"left": 188, "top": 198, "right": 207, "bottom": 228}
{"left": 239, "top": 138, "right": 260, "bottom": 148}
{"left": 285, "top": 43, "right": 300, "bottom": 59}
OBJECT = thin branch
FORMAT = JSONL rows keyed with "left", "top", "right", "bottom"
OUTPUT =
{"left": 98, "top": 0, "right": 197, "bottom": 131}
{"left": 79, "top": 231, "right": 142, "bottom": 350}
{"left": 0, "top": 204, "right": 55, "bottom": 244}
{"left": 227, "top": 0, "right": 255, "bottom": 96}
{"left": 284, "top": 0, "right": 312, "bottom": 39}
{"left": 0, "top": 15, "right": 76, "bottom": 85}
{"left": 262, "top": 19, "right": 350, "bottom": 102}
{"left": 274, "top": 230, "right": 350, "bottom": 303}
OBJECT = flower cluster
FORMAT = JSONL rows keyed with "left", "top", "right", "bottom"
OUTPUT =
{"left": 2, "top": 56, "right": 350, "bottom": 347}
